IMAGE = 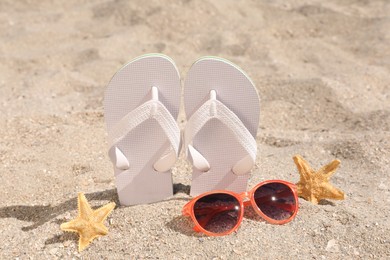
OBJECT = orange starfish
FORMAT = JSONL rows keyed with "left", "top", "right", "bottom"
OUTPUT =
{"left": 293, "top": 155, "right": 345, "bottom": 204}
{"left": 60, "top": 193, "right": 116, "bottom": 252}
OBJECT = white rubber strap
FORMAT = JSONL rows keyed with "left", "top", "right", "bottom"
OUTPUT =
{"left": 184, "top": 92, "right": 257, "bottom": 175}
{"left": 108, "top": 99, "right": 180, "bottom": 151}
{"left": 108, "top": 88, "right": 180, "bottom": 172}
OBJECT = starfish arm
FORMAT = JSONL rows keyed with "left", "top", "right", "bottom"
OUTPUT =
{"left": 94, "top": 222, "right": 109, "bottom": 236}
{"left": 78, "top": 193, "right": 93, "bottom": 219}
{"left": 78, "top": 223, "right": 108, "bottom": 252}
{"left": 297, "top": 190, "right": 312, "bottom": 202}
{"left": 293, "top": 155, "right": 313, "bottom": 181}
{"left": 309, "top": 195, "right": 319, "bottom": 204}
{"left": 79, "top": 234, "right": 96, "bottom": 252}
{"left": 319, "top": 159, "right": 340, "bottom": 179}
{"left": 60, "top": 219, "right": 86, "bottom": 233}
{"left": 92, "top": 202, "right": 116, "bottom": 223}
{"left": 297, "top": 184, "right": 318, "bottom": 204}
{"left": 319, "top": 182, "right": 345, "bottom": 201}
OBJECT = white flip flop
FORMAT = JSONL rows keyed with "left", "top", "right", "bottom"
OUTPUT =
{"left": 183, "top": 57, "right": 260, "bottom": 196}
{"left": 104, "top": 54, "right": 181, "bottom": 206}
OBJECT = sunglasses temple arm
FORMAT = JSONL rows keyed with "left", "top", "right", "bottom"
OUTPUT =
{"left": 182, "top": 202, "right": 192, "bottom": 216}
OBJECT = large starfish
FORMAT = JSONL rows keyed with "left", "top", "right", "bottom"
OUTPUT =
{"left": 293, "top": 155, "right": 345, "bottom": 204}
{"left": 60, "top": 193, "right": 116, "bottom": 252}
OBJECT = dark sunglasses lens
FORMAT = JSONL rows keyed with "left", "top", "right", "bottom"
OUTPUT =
{"left": 193, "top": 193, "right": 241, "bottom": 234}
{"left": 254, "top": 183, "right": 296, "bottom": 221}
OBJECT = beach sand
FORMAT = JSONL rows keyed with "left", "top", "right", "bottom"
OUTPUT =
{"left": 1, "top": 0, "right": 389, "bottom": 258}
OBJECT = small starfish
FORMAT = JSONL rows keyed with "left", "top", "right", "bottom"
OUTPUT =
{"left": 293, "top": 155, "right": 345, "bottom": 204}
{"left": 60, "top": 193, "right": 116, "bottom": 252}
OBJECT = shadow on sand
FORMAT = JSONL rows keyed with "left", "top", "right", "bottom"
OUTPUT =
{"left": 0, "top": 189, "right": 119, "bottom": 232}
{"left": 0, "top": 183, "right": 191, "bottom": 232}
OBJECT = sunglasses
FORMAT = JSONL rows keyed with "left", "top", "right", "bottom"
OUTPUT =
{"left": 182, "top": 180, "right": 299, "bottom": 236}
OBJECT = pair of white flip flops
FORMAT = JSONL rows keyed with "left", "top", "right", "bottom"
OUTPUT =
{"left": 104, "top": 54, "right": 260, "bottom": 206}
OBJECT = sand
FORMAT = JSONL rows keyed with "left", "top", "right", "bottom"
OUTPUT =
{"left": 1, "top": 0, "right": 390, "bottom": 258}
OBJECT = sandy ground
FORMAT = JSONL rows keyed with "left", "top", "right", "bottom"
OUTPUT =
{"left": 1, "top": 0, "right": 390, "bottom": 259}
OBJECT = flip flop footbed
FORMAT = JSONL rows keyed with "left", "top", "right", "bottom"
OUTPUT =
{"left": 184, "top": 57, "right": 260, "bottom": 196}
{"left": 104, "top": 54, "right": 180, "bottom": 205}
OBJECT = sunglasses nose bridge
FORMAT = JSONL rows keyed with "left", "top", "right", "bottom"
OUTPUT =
{"left": 239, "top": 191, "right": 249, "bottom": 201}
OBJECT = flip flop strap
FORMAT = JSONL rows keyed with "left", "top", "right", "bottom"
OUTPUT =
{"left": 108, "top": 99, "right": 180, "bottom": 154}
{"left": 184, "top": 98, "right": 257, "bottom": 163}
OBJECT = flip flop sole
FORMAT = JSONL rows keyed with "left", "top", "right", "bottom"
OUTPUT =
{"left": 104, "top": 54, "right": 181, "bottom": 205}
{"left": 184, "top": 57, "right": 260, "bottom": 195}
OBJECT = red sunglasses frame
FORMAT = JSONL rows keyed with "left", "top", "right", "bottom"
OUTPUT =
{"left": 182, "top": 180, "right": 299, "bottom": 236}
